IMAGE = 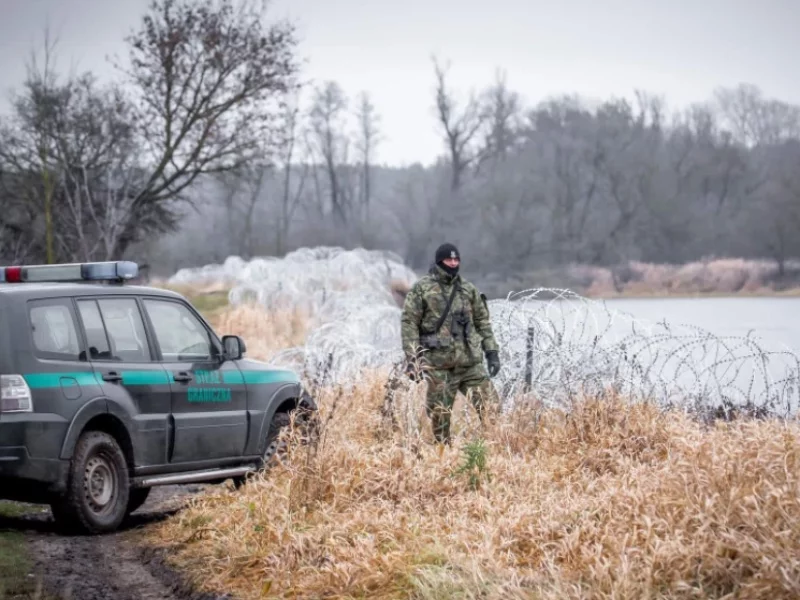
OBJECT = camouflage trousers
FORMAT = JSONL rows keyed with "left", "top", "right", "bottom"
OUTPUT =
{"left": 424, "top": 363, "right": 499, "bottom": 444}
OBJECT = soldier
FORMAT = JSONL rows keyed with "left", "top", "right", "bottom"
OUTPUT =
{"left": 400, "top": 243, "right": 501, "bottom": 444}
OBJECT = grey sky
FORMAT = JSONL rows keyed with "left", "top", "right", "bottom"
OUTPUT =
{"left": 0, "top": 0, "right": 797, "bottom": 166}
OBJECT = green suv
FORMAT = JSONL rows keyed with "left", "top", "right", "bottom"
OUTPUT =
{"left": 0, "top": 261, "right": 314, "bottom": 533}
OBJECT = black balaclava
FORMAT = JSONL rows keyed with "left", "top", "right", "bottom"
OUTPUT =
{"left": 434, "top": 243, "right": 460, "bottom": 277}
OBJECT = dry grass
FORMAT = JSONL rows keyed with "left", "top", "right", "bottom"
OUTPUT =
{"left": 207, "top": 303, "right": 311, "bottom": 359}
{"left": 577, "top": 258, "right": 800, "bottom": 297}
{"left": 145, "top": 370, "right": 800, "bottom": 599}
{"left": 150, "top": 281, "right": 234, "bottom": 315}
{"left": 140, "top": 282, "right": 800, "bottom": 597}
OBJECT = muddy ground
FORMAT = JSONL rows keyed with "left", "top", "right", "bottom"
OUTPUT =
{"left": 0, "top": 486, "right": 230, "bottom": 600}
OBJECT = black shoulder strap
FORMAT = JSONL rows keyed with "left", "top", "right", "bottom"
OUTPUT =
{"left": 425, "top": 279, "right": 460, "bottom": 335}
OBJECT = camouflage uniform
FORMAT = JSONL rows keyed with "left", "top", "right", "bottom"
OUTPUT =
{"left": 401, "top": 261, "right": 501, "bottom": 443}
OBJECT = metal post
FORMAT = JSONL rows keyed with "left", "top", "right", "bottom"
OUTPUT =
{"left": 524, "top": 322, "right": 535, "bottom": 393}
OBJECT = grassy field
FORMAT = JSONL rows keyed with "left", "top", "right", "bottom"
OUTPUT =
{"left": 155, "top": 282, "right": 232, "bottom": 315}
{"left": 139, "top": 302, "right": 800, "bottom": 600}
{"left": 0, "top": 502, "right": 43, "bottom": 600}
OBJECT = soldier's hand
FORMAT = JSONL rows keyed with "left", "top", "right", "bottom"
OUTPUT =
{"left": 405, "top": 361, "right": 422, "bottom": 382}
{"left": 485, "top": 350, "right": 500, "bottom": 377}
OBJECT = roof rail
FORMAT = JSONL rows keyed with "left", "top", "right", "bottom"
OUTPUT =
{"left": 0, "top": 261, "right": 139, "bottom": 284}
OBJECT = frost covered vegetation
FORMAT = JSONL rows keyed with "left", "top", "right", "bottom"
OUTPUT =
{"left": 145, "top": 248, "right": 800, "bottom": 599}
{"left": 167, "top": 247, "right": 800, "bottom": 417}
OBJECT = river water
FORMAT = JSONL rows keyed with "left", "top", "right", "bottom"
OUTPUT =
{"left": 595, "top": 297, "right": 800, "bottom": 415}
{"left": 492, "top": 295, "right": 800, "bottom": 416}
{"left": 603, "top": 297, "right": 800, "bottom": 354}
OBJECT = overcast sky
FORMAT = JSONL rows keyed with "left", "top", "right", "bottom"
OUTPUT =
{"left": 0, "top": 0, "right": 797, "bottom": 166}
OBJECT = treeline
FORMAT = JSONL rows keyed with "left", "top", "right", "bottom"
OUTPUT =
{"left": 1, "top": 0, "right": 799, "bottom": 288}
{"left": 149, "top": 73, "right": 800, "bottom": 285}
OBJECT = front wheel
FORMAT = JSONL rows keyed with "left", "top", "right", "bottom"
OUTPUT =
{"left": 261, "top": 411, "right": 292, "bottom": 467}
{"left": 50, "top": 431, "right": 130, "bottom": 534}
{"left": 126, "top": 487, "right": 151, "bottom": 515}
{"left": 233, "top": 411, "right": 293, "bottom": 489}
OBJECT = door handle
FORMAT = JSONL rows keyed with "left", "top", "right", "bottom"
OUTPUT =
{"left": 102, "top": 372, "right": 123, "bottom": 382}
{"left": 173, "top": 372, "right": 192, "bottom": 383}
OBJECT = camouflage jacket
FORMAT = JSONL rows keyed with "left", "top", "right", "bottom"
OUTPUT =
{"left": 401, "top": 264, "right": 499, "bottom": 370}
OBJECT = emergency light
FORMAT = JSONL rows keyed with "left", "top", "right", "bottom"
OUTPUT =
{"left": 0, "top": 261, "right": 138, "bottom": 284}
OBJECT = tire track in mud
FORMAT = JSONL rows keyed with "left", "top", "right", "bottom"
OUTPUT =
{"left": 1, "top": 486, "right": 230, "bottom": 600}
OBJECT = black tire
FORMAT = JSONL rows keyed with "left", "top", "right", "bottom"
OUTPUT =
{"left": 231, "top": 474, "right": 249, "bottom": 489}
{"left": 50, "top": 431, "right": 130, "bottom": 534}
{"left": 261, "top": 411, "right": 291, "bottom": 467}
{"left": 234, "top": 411, "right": 292, "bottom": 490}
{"left": 126, "top": 487, "right": 151, "bottom": 515}
{"left": 233, "top": 411, "right": 296, "bottom": 490}
{"left": 48, "top": 501, "right": 73, "bottom": 532}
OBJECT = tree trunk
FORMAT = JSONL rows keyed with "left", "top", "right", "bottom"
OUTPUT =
{"left": 41, "top": 157, "right": 55, "bottom": 264}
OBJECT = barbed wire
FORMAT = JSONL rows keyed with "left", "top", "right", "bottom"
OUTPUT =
{"left": 486, "top": 288, "right": 800, "bottom": 419}
{"left": 170, "top": 248, "right": 800, "bottom": 420}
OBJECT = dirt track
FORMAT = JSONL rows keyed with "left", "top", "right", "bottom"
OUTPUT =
{"left": 0, "top": 486, "right": 229, "bottom": 600}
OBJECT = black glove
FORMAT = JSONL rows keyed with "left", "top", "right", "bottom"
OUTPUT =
{"left": 405, "top": 361, "right": 422, "bottom": 382}
{"left": 486, "top": 350, "right": 500, "bottom": 377}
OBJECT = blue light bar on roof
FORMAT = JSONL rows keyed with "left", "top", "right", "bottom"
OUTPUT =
{"left": 81, "top": 261, "right": 138, "bottom": 281}
{"left": 0, "top": 261, "right": 138, "bottom": 283}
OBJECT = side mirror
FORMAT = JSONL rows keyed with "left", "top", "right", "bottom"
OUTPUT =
{"left": 222, "top": 335, "right": 246, "bottom": 360}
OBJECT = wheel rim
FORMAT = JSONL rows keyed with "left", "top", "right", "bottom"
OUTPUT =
{"left": 83, "top": 453, "right": 117, "bottom": 513}
{"left": 263, "top": 434, "right": 289, "bottom": 464}
{"left": 263, "top": 439, "right": 284, "bottom": 462}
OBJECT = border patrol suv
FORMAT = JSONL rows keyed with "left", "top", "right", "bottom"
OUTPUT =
{"left": 0, "top": 261, "right": 314, "bottom": 534}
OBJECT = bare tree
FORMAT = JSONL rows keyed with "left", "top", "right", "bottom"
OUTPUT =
{"left": 354, "top": 92, "right": 381, "bottom": 221}
{"left": 308, "top": 81, "right": 351, "bottom": 225}
{"left": 432, "top": 57, "right": 488, "bottom": 192}
{"left": 478, "top": 69, "right": 522, "bottom": 170}
{"left": 715, "top": 84, "right": 800, "bottom": 147}
{"left": 389, "top": 166, "right": 447, "bottom": 268}
{"left": 3, "top": 0, "right": 302, "bottom": 265}
{"left": 274, "top": 92, "right": 309, "bottom": 254}
{"left": 0, "top": 167, "right": 38, "bottom": 263}
{"left": 214, "top": 161, "right": 271, "bottom": 259}
{"left": 58, "top": 163, "right": 142, "bottom": 262}
{"left": 116, "top": 0, "right": 300, "bottom": 254}
{"left": 0, "top": 30, "right": 63, "bottom": 263}
{"left": 210, "top": 88, "right": 312, "bottom": 258}
{"left": 0, "top": 33, "right": 155, "bottom": 264}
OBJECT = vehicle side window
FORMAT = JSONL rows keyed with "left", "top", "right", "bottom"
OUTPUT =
{"left": 97, "top": 299, "right": 151, "bottom": 362}
{"left": 77, "top": 300, "right": 113, "bottom": 360}
{"left": 143, "top": 299, "right": 216, "bottom": 362}
{"left": 28, "top": 299, "right": 82, "bottom": 361}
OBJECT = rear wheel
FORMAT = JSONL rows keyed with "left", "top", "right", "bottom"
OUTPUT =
{"left": 50, "top": 431, "right": 130, "bottom": 534}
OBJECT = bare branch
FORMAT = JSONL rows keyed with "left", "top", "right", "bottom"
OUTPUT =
{"left": 119, "top": 0, "right": 300, "bottom": 206}
{"left": 432, "top": 56, "right": 488, "bottom": 191}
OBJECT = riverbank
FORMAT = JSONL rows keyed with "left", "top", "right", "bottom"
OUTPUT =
{"left": 472, "top": 258, "right": 800, "bottom": 300}
{"left": 153, "top": 257, "right": 800, "bottom": 312}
